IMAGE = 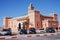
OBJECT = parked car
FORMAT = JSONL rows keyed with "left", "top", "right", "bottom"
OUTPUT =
{"left": 36, "top": 28, "right": 45, "bottom": 34}
{"left": 29, "top": 28, "right": 36, "bottom": 34}
{"left": 0, "top": 28, "right": 12, "bottom": 36}
{"left": 55, "top": 28, "right": 58, "bottom": 32}
{"left": 46, "top": 27, "right": 55, "bottom": 33}
{"left": 19, "top": 29, "right": 27, "bottom": 34}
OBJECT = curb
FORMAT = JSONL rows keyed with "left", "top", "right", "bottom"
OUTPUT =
{"left": 0, "top": 37, "right": 5, "bottom": 40}
{"left": 36, "top": 35, "right": 40, "bottom": 37}
{"left": 0, "top": 32, "right": 60, "bottom": 39}
{"left": 44, "top": 34, "right": 47, "bottom": 36}
{"left": 57, "top": 33, "right": 60, "bottom": 35}
{"left": 26, "top": 33, "right": 60, "bottom": 37}
{"left": 27, "top": 35, "right": 32, "bottom": 37}
{"left": 11, "top": 36, "right": 17, "bottom": 38}
{"left": 5, "top": 36, "right": 17, "bottom": 39}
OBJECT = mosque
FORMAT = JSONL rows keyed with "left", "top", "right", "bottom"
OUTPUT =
{"left": 3, "top": 3, "right": 59, "bottom": 33}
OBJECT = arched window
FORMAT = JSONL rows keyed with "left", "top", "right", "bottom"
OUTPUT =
{"left": 18, "top": 23, "right": 21, "bottom": 31}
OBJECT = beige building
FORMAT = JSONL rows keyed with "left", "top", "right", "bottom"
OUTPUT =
{"left": 3, "top": 3, "right": 59, "bottom": 33}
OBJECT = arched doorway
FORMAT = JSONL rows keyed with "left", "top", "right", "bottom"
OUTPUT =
{"left": 18, "top": 23, "right": 21, "bottom": 31}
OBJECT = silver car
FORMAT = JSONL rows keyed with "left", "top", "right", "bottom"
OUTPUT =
{"left": 36, "top": 28, "right": 45, "bottom": 34}
{"left": 0, "top": 28, "right": 11, "bottom": 36}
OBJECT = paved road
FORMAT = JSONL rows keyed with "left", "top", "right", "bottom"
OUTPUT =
{"left": 6, "top": 35, "right": 60, "bottom": 40}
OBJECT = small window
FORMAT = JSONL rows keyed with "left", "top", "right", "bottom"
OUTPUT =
{"left": 37, "top": 23, "right": 38, "bottom": 26}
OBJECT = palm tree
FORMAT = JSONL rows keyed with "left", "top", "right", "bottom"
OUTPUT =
{"left": 23, "top": 22, "right": 29, "bottom": 29}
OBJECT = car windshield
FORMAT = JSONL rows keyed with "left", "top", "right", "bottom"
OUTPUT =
{"left": 49, "top": 28, "right": 53, "bottom": 29}
{"left": 2, "top": 29, "right": 8, "bottom": 31}
{"left": 39, "top": 29, "right": 44, "bottom": 30}
{"left": 30, "top": 28, "right": 35, "bottom": 30}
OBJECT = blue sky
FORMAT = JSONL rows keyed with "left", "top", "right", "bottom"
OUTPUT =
{"left": 0, "top": 0, "right": 60, "bottom": 27}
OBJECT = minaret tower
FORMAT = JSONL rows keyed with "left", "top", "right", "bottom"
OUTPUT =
{"left": 28, "top": 3, "right": 42, "bottom": 29}
{"left": 28, "top": 3, "right": 34, "bottom": 10}
{"left": 28, "top": 3, "right": 34, "bottom": 13}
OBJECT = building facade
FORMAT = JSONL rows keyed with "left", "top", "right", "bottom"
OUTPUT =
{"left": 3, "top": 3, "right": 59, "bottom": 33}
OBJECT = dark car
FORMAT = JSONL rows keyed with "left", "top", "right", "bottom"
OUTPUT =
{"left": 29, "top": 28, "right": 36, "bottom": 34}
{"left": 0, "top": 28, "right": 12, "bottom": 36}
{"left": 46, "top": 27, "right": 55, "bottom": 33}
{"left": 19, "top": 29, "right": 27, "bottom": 34}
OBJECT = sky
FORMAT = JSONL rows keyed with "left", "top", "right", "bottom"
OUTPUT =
{"left": 0, "top": 0, "right": 60, "bottom": 27}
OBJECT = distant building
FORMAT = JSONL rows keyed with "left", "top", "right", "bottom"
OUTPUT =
{"left": 3, "top": 3, "right": 59, "bottom": 33}
{"left": 0, "top": 27, "right": 3, "bottom": 31}
{"left": 58, "top": 25, "right": 60, "bottom": 29}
